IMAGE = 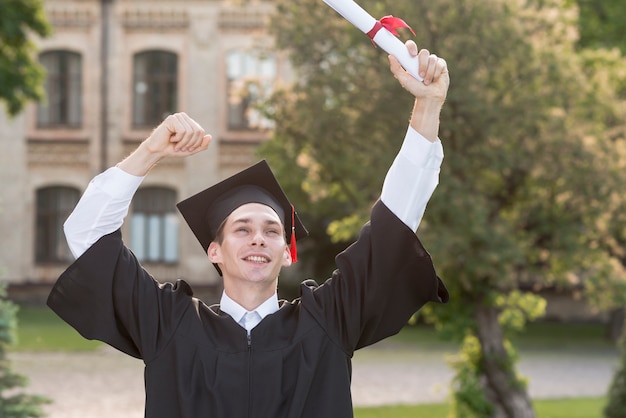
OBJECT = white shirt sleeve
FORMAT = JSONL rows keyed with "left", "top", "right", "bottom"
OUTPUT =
{"left": 381, "top": 125, "right": 444, "bottom": 232}
{"left": 64, "top": 167, "right": 145, "bottom": 259}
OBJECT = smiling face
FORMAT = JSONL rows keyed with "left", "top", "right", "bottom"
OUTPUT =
{"left": 208, "top": 203, "right": 292, "bottom": 289}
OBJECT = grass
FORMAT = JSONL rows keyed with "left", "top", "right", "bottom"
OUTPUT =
{"left": 511, "top": 321, "right": 614, "bottom": 350}
{"left": 11, "top": 305, "right": 102, "bottom": 351}
{"left": 354, "top": 402, "right": 450, "bottom": 417}
{"left": 354, "top": 397, "right": 607, "bottom": 418}
{"left": 382, "top": 320, "right": 616, "bottom": 352}
{"left": 534, "top": 397, "right": 607, "bottom": 418}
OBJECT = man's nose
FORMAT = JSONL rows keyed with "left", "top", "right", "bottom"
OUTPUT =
{"left": 250, "top": 230, "right": 266, "bottom": 246}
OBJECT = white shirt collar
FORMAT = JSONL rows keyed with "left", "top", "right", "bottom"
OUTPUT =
{"left": 219, "top": 291, "right": 280, "bottom": 325}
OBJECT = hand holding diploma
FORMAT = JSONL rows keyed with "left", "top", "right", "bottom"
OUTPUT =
{"left": 389, "top": 39, "right": 449, "bottom": 141}
{"left": 389, "top": 41, "right": 449, "bottom": 101}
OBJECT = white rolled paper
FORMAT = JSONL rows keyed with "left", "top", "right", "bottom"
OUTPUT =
{"left": 322, "top": 0, "right": 423, "bottom": 81}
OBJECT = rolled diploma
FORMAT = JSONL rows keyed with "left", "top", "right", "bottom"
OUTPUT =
{"left": 322, "top": 0, "right": 423, "bottom": 81}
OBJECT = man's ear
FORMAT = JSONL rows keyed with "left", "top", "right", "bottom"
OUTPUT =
{"left": 208, "top": 242, "right": 222, "bottom": 263}
{"left": 282, "top": 245, "right": 293, "bottom": 268}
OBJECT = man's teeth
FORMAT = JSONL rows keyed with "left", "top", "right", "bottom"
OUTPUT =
{"left": 245, "top": 256, "right": 268, "bottom": 263}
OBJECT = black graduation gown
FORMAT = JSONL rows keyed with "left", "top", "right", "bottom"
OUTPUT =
{"left": 47, "top": 201, "right": 448, "bottom": 418}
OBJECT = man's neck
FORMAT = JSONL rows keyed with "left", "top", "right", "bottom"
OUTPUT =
{"left": 223, "top": 281, "right": 278, "bottom": 311}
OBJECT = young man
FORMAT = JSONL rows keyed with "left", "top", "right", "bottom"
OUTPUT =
{"left": 48, "top": 41, "right": 450, "bottom": 417}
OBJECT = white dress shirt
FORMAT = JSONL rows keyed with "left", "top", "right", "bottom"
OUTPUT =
{"left": 220, "top": 292, "right": 278, "bottom": 333}
{"left": 63, "top": 125, "right": 443, "bottom": 329}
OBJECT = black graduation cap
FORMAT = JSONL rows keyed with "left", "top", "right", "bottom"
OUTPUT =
{"left": 176, "top": 160, "right": 308, "bottom": 273}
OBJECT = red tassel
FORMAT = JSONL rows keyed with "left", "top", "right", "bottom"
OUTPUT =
{"left": 290, "top": 205, "right": 298, "bottom": 263}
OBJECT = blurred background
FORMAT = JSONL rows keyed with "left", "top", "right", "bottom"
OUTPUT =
{"left": 1, "top": 0, "right": 626, "bottom": 417}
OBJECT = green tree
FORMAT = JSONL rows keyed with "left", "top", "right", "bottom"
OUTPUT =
{"left": 0, "top": 283, "right": 49, "bottom": 417}
{"left": 571, "top": 2, "right": 626, "bottom": 416}
{"left": 262, "top": 0, "right": 626, "bottom": 416}
{"left": 0, "top": 0, "right": 51, "bottom": 116}
{"left": 574, "top": 0, "right": 626, "bottom": 53}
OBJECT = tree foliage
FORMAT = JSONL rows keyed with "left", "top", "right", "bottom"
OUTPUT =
{"left": 0, "top": 0, "right": 51, "bottom": 116}
{"left": 574, "top": 0, "right": 626, "bottom": 54}
{"left": 570, "top": 3, "right": 626, "bottom": 417}
{"left": 0, "top": 284, "right": 49, "bottom": 417}
{"left": 262, "top": 0, "right": 626, "bottom": 416}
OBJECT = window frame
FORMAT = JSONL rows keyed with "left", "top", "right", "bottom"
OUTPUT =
{"left": 35, "top": 186, "right": 80, "bottom": 264}
{"left": 37, "top": 50, "right": 83, "bottom": 129}
{"left": 225, "top": 49, "right": 277, "bottom": 131}
{"left": 130, "top": 186, "right": 179, "bottom": 264}
{"left": 132, "top": 50, "right": 179, "bottom": 128}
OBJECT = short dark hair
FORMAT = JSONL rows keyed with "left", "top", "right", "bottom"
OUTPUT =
{"left": 213, "top": 218, "right": 227, "bottom": 245}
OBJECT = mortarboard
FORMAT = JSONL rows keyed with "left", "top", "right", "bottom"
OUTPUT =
{"left": 176, "top": 160, "right": 308, "bottom": 274}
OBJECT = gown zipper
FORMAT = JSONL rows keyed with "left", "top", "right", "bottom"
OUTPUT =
{"left": 247, "top": 330, "right": 252, "bottom": 417}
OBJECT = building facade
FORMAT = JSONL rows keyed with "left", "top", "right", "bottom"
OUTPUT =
{"left": 0, "top": 0, "right": 292, "bottom": 300}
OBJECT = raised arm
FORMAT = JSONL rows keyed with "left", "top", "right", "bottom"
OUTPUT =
{"left": 380, "top": 41, "right": 449, "bottom": 232}
{"left": 65, "top": 113, "right": 211, "bottom": 258}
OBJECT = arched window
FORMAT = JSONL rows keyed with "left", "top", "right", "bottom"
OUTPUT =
{"left": 132, "top": 50, "right": 178, "bottom": 128}
{"left": 37, "top": 50, "right": 82, "bottom": 128}
{"left": 131, "top": 187, "right": 178, "bottom": 263}
{"left": 226, "top": 50, "right": 276, "bottom": 130}
{"left": 35, "top": 186, "right": 80, "bottom": 263}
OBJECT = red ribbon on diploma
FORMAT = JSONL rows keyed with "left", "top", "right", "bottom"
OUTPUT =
{"left": 366, "top": 15, "right": 416, "bottom": 42}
